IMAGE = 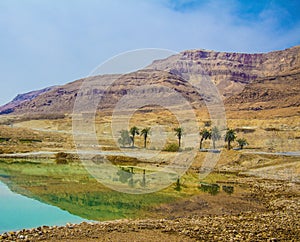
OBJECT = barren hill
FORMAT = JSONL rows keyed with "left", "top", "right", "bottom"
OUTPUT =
{"left": 225, "top": 72, "right": 300, "bottom": 111}
{"left": 3, "top": 71, "right": 207, "bottom": 115}
{"left": 0, "top": 86, "right": 57, "bottom": 115}
{"left": 0, "top": 46, "right": 299, "bottom": 116}
{"left": 149, "top": 45, "right": 300, "bottom": 98}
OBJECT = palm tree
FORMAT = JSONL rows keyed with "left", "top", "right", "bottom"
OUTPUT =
{"left": 199, "top": 128, "right": 211, "bottom": 149}
{"left": 225, "top": 129, "right": 237, "bottom": 150}
{"left": 140, "top": 127, "right": 151, "bottom": 148}
{"left": 130, "top": 126, "right": 139, "bottom": 148}
{"left": 118, "top": 129, "right": 132, "bottom": 147}
{"left": 237, "top": 138, "right": 248, "bottom": 149}
{"left": 174, "top": 127, "right": 183, "bottom": 148}
{"left": 211, "top": 126, "right": 221, "bottom": 149}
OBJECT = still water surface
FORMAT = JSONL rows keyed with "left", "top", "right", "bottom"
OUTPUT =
{"left": 0, "top": 181, "right": 86, "bottom": 234}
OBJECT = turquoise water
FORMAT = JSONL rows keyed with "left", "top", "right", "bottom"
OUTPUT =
{"left": 0, "top": 181, "right": 86, "bottom": 234}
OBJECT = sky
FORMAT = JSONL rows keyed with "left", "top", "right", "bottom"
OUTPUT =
{"left": 0, "top": 0, "right": 299, "bottom": 105}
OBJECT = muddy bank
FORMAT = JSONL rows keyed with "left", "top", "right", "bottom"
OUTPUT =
{"left": 1, "top": 210, "right": 299, "bottom": 241}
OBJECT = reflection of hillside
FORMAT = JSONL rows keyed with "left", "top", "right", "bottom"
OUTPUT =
{"left": 0, "top": 150, "right": 299, "bottom": 223}
{"left": 34, "top": 189, "right": 175, "bottom": 221}
{"left": 43, "top": 192, "right": 140, "bottom": 220}
{"left": 0, "top": 160, "right": 175, "bottom": 221}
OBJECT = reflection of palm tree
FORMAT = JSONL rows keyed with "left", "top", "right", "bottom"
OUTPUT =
{"left": 130, "top": 126, "right": 139, "bottom": 148}
{"left": 211, "top": 126, "right": 221, "bottom": 149}
{"left": 175, "top": 176, "right": 181, "bottom": 191}
{"left": 225, "top": 129, "right": 237, "bottom": 150}
{"left": 128, "top": 177, "right": 134, "bottom": 187}
{"left": 117, "top": 167, "right": 132, "bottom": 183}
{"left": 141, "top": 169, "right": 146, "bottom": 187}
{"left": 140, "top": 127, "right": 151, "bottom": 148}
{"left": 174, "top": 127, "right": 183, "bottom": 148}
{"left": 199, "top": 128, "right": 211, "bottom": 149}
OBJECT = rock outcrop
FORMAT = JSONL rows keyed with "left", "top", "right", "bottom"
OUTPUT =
{"left": 225, "top": 72, "right": 300, "bottom": 110}
{"left": 0, "top": 86, "right": 57, "bottom": 115}
{"left": 149, "top": 45, "right": 300, "bottom": 98}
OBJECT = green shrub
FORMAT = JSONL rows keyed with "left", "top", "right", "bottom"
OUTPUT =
{"left": 0, "top": 137, "right": 11, "bottom": 142}
{"left": 55, "top": 152, "right": 78, "bottom": 164}
{"left": 19, "top": 138, "right": 42, "bottom": 143}
{"left": 199, "top": 182, "right": 220, "bottom": 195}
{"left": 106, "top": 155, "right": 139, "bottom": 165}
{"left": 163, "top": 143, "right": 179, "bottom": 152}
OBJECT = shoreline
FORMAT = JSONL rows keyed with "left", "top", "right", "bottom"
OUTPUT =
{"left": 1, "top": 178, "right": 299, "bottom": 241}
{"left": 0, "top": 151, "right": 299, "bottom": 241}
{"left": 1, "top": 208, "right": 299, "bottom": 241}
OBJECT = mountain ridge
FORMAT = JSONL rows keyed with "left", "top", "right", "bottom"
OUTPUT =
{"left": 0, "top": 86, "right": 58, "bottom": 115}
{"left": 1, "top": 45, "right": 299, "bottom": 116}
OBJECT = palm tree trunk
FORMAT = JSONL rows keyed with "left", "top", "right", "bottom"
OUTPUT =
{"left": 132, "top": 135, "right": 135, "bottom": 148}
{"left": 227, "top": 140, "right": 230, "bottom": 150}
{"left": 200, "top": 138, "right": 204, "bottom": 149}
{"left": 213, "top": 140, "right": 216, "bottom": 149}
{"left": 178, "top": 137, "right": 181, "bottom": 148}
{"left": 144, "top": 137, "right": 147, "bottom": 148}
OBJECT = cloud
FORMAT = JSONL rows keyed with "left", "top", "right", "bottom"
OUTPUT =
{"left": 0, "top": 0, "right": 299, "bottom": 104}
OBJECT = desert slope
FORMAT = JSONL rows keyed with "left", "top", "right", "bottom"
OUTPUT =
{"left": 0, "top": 46, "right": 299, "bottom": 116}
{"left": 0, "top": 86, "right": 57, "bottom": 115}
{"left": 225, "top": 72, "right": 300, "bottom": 111}
{"left": 149, "top": 45, "right": 300, "bottom": 97}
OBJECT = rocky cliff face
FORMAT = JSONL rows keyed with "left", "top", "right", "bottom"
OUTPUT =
{"left": 7, "top": 70, "right": 207, "bottom": 115}
{"left": 149, "top": 45, "right": 300, "bottom": 98}
{"left": 0, "top": 86, "right": 57, "bottom": 115}
{"left": 0, "top": 46, "right": 299, "bottom": 115}
{"left": 225, "top": 72, "right": 300, "bottom": 110}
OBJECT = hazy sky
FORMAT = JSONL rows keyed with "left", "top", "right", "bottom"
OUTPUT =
{"left": 0, "top": 0, "right": 299, "bottom": 105}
